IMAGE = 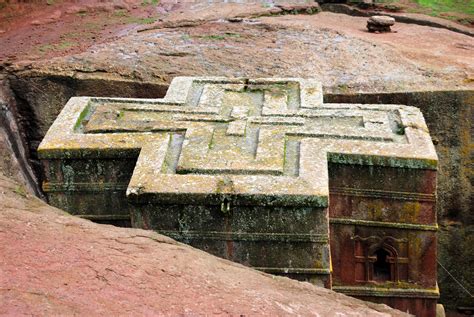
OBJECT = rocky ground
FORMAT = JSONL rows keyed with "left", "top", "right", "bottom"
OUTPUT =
{"left": 0, "top": 173, "right": 408, "bottom": 316}
{"left": 1, "top": 1, "right": 473, "bottom": 93}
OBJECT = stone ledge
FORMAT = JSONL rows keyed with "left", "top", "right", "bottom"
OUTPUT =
{"left": 257, "top": 267, "right": 332, "bottom": 275}
{"left": 330, "top": 218, "right": 438, "bottom": 231}
{"left": 158, "top": 230, "right": 329, "bottom": 243}
{"left": 78, "top": 214, "right": 131, "bottom": 221}
{"left": 333, "top": 285, "right": 440, "bottom": 299}
{"left": 330, "top": 187, "right": 436, "bottom": 202}
{"left": 43, "top": 182, "right": 128, "bottom": 192}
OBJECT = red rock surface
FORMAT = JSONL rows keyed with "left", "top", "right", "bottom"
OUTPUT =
{"left": 1, "top": 1, "right": 473, "bottom": 92}
{"left": 0, "top": 174, "right": 407, "bottom": 316}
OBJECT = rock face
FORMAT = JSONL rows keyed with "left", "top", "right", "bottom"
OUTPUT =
{"left": 367, "top": 16, "right": 396, "bottom": 33}
{"left": 0, "top": 173, "right": 407, "bottom": 316}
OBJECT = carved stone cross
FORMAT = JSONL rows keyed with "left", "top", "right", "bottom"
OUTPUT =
{"left": 39, "top": 77, "right": 437, "bottom": 208}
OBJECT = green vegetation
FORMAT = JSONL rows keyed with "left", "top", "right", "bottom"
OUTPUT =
{"left": 414, "top": 0, "right": 474, "bottom": 15}
{"left": 13, "top": 185, "right": 27, "bottom": 198}
{"left": 375, "top": 0, "right": 474, "bottom": 22}
{"left": 73, "top": 103, "right": 92, "bottom": 131}
{"left": 84, "top": 22, "right": 104, "bottom": 30}
{"left": 60, "top": 31, "right": 87, "bottom": 40}
{"left": 335, "top": 83, "right": 350, "bottom": 93}
{"left": 60, "top": 32, "right": 82, "bottom": 39}
{"left": 125, "top": 16, "right": 156, "bottom": 24}
{"left": 113, "top": 9, "right": 129, "bottom": 17}
{"left": 46, "top": 0, "right": 55, "bottom": 5}
{"left": 117, "top": 110, "right": 125, "bottom": 119}
{"left": 55, "top": 41, "right": 75, "bottom": 50}
{"left": 141, "top": 0, "right": 159, "bottom": 6}
{"left": 197, "top": 33, "right": 241, "bottom": 41}
{"left": 112, "top": 9, "right": 156, "bottom": 24}
{"left": 37, "top": 40, "right": 76, "bottom": 54}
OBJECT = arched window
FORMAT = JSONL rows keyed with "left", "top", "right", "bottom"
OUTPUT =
{"left": 352, "top": 235, "right": 409, "bottom": 283}
{"left": 373, "top": 248, "right": 391, "bottom": 281}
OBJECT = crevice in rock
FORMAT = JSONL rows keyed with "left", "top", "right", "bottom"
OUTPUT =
{"left": 8, "top": 80, "right": 46, "bottom": 193}
{"left": 0, "top": 75, "right": 43, "bottom": 197}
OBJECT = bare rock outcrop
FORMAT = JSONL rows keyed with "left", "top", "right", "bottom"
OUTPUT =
{"left": 0, "top": 173, "right": 407, "bottom": 316}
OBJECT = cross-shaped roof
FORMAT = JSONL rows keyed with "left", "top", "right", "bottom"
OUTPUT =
{"left": 38, "top": 77, "right": 437, "bottom": 207}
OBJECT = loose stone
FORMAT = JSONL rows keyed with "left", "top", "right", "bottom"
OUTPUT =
{"left": 367, "top": 15, "right": 396, "bottom": 33}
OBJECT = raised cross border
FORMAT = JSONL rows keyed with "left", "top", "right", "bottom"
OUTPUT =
{"left": 38, "top": 77, "right": 438, "bottom": 207}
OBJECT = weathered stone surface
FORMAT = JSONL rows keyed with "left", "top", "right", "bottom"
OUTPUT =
{"left": 38, "top": 76, "right": 439, "bottom": 315}
{"left": 38, "top": 77, "right": 437, "bottom": 187}
{"left": 367, "top": 16, "right": 396, "bottom": 33}
{"left": 0, "top": 173, "right": 409, "bottom": 316}
{"left": 369, "top": 16, "right": 396, "bottom": 26}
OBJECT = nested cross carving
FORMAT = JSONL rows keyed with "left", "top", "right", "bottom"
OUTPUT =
{"left": 38, "top": 77, "right": 437, "bottom": 206}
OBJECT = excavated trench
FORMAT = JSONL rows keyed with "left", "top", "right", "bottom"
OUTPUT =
{"left": 0, "top": 70, "right": 472, "bottom": 311}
